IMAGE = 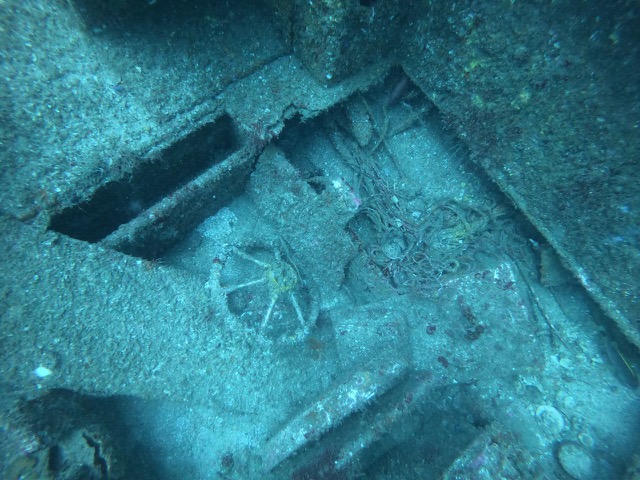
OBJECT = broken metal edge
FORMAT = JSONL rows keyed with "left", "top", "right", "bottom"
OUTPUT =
{"left": 499, "top": 182, "right": 640, "bottom": 351}
{"left": 261, "top": 361, "right": 408, "bottom": 472}
{"left": 101, "top": 144, "right": 260, "bottom": 259}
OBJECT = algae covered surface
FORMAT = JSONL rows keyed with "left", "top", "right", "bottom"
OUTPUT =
{"left": 401, "top": 0, "right": 640, "bottom": 348}
{"left": 1, "top": 1, "right": 640, "bottom": 479}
